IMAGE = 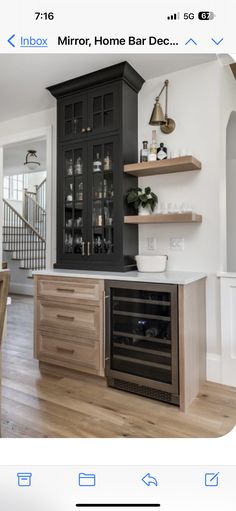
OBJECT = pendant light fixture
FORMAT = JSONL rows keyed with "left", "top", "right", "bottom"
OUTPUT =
{"left": 24, "top": 150, "right": 40, "bottom": 171}
{"left": 149, "top": 79, "right": 176, "bottom": 134}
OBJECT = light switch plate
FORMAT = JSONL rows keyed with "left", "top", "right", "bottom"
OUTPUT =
{"left": 147, "top": 237, "right": 157, "bottom": 250}
{"left": 170, "top": 238, "right": 184, "bottom": 251}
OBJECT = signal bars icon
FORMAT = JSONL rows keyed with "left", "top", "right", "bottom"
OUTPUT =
{"left": 167, "top": 12, "right": 180, "bottom": 20}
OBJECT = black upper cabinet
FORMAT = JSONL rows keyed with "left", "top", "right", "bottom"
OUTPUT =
{"left": 47, "top": 62, "right": 145, "bottom": 271}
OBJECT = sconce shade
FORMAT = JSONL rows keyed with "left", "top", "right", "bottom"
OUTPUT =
{"left": 149, "top": 100, "right": 166, "bottom": 125}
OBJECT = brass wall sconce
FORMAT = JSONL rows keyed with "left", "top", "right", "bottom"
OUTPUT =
{"left": 149, "top": 79, "right": 176, "bottom": 134}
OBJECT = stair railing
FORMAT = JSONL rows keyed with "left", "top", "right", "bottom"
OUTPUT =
{"left": 23, "top": 191, "right": 46, "bottom": 238}
{"left": 3, "top": 199, "right": 46, "bottom": 271}
{"left": 35, "top": 177, "right": 46, "bottom": 210}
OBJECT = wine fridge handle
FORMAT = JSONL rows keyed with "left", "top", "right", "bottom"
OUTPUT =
{"left": 87, "top": 241, "right": 91, "bottom": 256}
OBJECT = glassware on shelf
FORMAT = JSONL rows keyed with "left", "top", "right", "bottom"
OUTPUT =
{"left": 74, "top": 157, "right": 83, "bottom": 175}
{"left": 104, "top": 152, "right": 112, "bottom": 171}
{"left": 66, "top": 218, "right": 72, "bottom": 228}
{"left": 93, "top": 153, "right": 102, "bottom": 172}
{"left": 103, "top": 179, "right": 108, "bottom": 198}
{"left": 74, "top": 217, "right": 83, "bottom": 228}
{"left": 66, "top": 183, "right": 73, "bottom": 202}
{"left": 93, "top": 202, "right": 103, "bottom": 226}
{"left": 64, "top": 233, "right": 73, "bottom": 252}
{"left": 74, "top": 235, "right": 83, "bottom": 253}
{"left": 66, "top": 157, "right": 73, "bottom": 176}
{"left": 94, "top": 174, "right": 103, "bottom": 199}
{"left": 94, "top": 235, "right": 103, "bottom": 254}
{"left": 108, "top": 182, "right": 114, "bottom": 199}
{"left": 104, "top": 238, "right": 112, "bottom": 254}
{"left": 76, "top": 181, "right": 83, "bottom": 201}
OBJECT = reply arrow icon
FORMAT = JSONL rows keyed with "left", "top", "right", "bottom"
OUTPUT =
{"left": 142, "top": 473, "right": 158, "bottom": 487}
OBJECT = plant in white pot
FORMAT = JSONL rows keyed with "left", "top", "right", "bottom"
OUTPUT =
{"left": 126, "top": 186, "right": 158, "bottom": 215}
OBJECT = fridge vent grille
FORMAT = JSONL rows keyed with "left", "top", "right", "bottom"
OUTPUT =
{"left": 113, "top": 378, "right": 173, "bottom": 404}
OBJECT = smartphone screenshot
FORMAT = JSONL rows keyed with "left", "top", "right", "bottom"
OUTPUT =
{"left": 0, "top": 0, "right": 235, "bottom": 508}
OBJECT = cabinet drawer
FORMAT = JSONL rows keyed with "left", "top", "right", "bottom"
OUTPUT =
{"left": 38, "top": 300, "right": 101, "bottom": 340}
{"left": 37, "top": 331, "right": 100, "bottom": 374}
{"left": 37, "top": 277, "right": 103, "bottom": 304}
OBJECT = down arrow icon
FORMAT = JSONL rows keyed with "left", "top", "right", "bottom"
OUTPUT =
{"left": 142, "top": 473, "right": 158, "bottom": 486}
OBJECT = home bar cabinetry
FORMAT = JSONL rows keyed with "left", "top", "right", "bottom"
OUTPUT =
{"left": 47, "top": 62, "right": 144, "bottom": 271}
{"left": 34, "top": 272, "right": 206, "bottom": 412}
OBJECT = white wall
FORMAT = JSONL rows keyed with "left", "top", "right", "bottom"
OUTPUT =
{"left": 138, "top": 60, "right": 236, "bottom": 381}
{"left": 226, "top": 158, "right": 236, "bottom": 271}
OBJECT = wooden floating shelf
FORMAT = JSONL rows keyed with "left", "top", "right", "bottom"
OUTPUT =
{"left": 124, "top": 212, "right": 202, "bottom": 224}
{"left": 124, "top": 155, "right": 201, "bottom": 177}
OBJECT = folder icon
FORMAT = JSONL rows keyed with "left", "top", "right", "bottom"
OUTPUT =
{"left": 78, "top": 473, "right": 96, "bottom": 486}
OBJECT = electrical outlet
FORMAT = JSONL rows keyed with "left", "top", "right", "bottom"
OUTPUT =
{"left": 170, "top": 238, "right": 184, "bottom": 251}
{"left": 147, "top": 237, "right": 157, "bottom": 250}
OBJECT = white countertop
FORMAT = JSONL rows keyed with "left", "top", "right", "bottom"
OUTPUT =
{"left": 33, "top": 269, "right": 207, "bottom": 285}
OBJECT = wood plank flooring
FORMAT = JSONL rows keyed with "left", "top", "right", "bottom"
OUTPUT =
{"left": 1, "top": 294, "right": 236, "bottom": 438}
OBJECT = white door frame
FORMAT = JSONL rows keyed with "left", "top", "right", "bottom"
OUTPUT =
{"left": 220, "top": 276, "right": 236, "bottom": 386}
{"left": 0, "top": 126, "right": 53, "bottom": 269}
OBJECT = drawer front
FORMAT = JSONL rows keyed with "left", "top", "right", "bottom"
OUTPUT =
{"left": 37, "top": 331, "right": 100, "bottom": 373}
{"left": 38, "top": 301, "right": 101, "bottom": 340}
{"left": 37, "top": 277, "right": 103, "bottom": 304}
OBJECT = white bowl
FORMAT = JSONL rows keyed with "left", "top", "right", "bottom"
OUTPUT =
{"left": 135, "top": 254, "right": 168, "bottom": 273}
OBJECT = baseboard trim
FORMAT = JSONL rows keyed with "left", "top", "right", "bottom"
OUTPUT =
{"left": 9, "top": 282, "right": 33, "bottom": 296}
{"left": 207, "top": 353, "right": 221, "bottom": 384}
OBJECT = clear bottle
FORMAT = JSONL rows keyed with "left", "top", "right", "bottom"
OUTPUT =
{"left": 140, "top": 141, "right": 148, "bottom": 162}
{"left": 104, "top": 152, "right": 111, "bottom": 171}
{"left": 93, "top": 153, "right": 102, "bottom": 172}
{"left": 157, "top": 142, "right": 167, "bottom": 160}
{"left": 148, "top": 130, "right": 157, "bottom": 161}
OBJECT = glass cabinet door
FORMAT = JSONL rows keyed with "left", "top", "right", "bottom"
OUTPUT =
{"left": 60, "top": 93, "right": 87, "bottom": 141}
{"left": 87, "top": 84, "right": 119, "bottom": 137}
{"left": 63, "top": 144, "right": 87, "bottom": 257}
{"left": 88, "top": 137, "right": 117, "bottom": 259}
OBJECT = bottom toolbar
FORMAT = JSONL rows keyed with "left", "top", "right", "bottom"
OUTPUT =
{"left": 0, "top": 465, "right": 234, "bottom": 509}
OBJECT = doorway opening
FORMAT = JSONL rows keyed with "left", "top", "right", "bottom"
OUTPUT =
{"left": 2, "top": 137, "right": 47, "bottom": 295}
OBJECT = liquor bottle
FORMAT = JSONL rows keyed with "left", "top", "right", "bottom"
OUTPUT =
{"left": 140, "top": 141, "right": 148, "bottom": 162}
{"left": 148, "top": 130, "right": 157, "bottom": 161}
{"left": 104, "top": 152, "right": 111, "bottom": 171}
{"left": 93, "top": 153, "right": 102, "bottom": 172}
{"left": 157, "top": 142, "right": 167, "bottom": 160}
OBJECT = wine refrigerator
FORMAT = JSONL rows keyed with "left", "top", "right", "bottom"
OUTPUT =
{"left": 105, "top": 280, "right": 179, "bottom": 405}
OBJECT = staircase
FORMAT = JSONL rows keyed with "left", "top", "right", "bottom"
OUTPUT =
{"left": 3, "top": 192, "right": 46, "bottom": 272}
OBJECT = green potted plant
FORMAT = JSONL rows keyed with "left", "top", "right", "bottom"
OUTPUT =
{"left": 126, "top": 186, "right": 158, "bottom": 215}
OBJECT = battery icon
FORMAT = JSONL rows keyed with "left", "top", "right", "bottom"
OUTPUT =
{"left": 198, "top": 11, "right": 215, "bottom": 20}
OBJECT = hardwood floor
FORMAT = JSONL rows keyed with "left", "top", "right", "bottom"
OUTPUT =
{"left": 1, "top": 294, "right": 236, "bottom": 438}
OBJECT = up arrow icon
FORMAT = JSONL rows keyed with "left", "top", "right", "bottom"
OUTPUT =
{"left": 185, "top": 38, "right": 197, "bottom": 45}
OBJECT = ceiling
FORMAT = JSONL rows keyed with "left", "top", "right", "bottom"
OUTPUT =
{"left": 0, "top": 54, "right": 216, "bottom": 123}
{"left": 4, "top": 138, "right": 46, "bottom": 174}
